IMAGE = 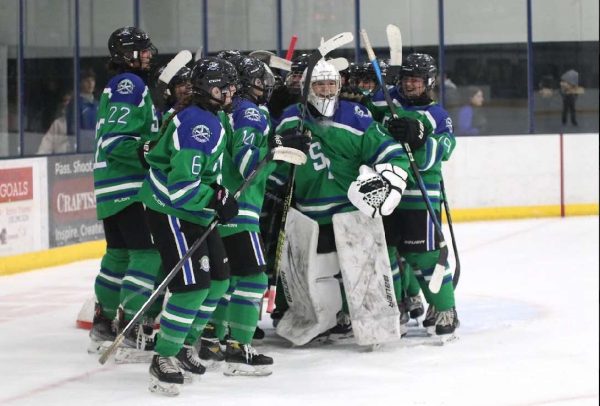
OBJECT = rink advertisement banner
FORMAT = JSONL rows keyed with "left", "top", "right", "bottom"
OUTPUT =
{"left": 47, "top": 154, "right": 104, "bottom": 247}
{"left": 0, "top": 158, "right": 49, "bottom": 255}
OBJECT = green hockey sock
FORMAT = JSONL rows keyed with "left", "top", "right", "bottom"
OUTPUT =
{"left": 119, "top": 249, "right": 162, "bottom": 320}
{"left": 185, "top": 278, "right": 229, "bottom": 345}
{"left": 94, "top": 248, "right": 128, "bottom": 319}
{"left": 228, "top": 273, "right": 268, "bottom": 345}
{"left": 405, "top": 251, "right": 455, "bottom": 311}
{"left": 212, "top": 282, "right": 235, "bottom": 340}
{"left": 155, "top": 290, "right": 208, "bottom": 357}
{"left": 404, "top": 260, "right": 422, "bottom": 297}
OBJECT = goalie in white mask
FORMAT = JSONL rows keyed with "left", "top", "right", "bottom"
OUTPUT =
{"left": 270, "top": 59, "right": 423, "bottom": 346}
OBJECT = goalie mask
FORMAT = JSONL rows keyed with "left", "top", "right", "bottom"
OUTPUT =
{"left": 301, "top": 59, "right": 341, "bottom": 118}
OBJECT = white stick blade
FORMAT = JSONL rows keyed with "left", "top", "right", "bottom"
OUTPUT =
{"left": 328, "top": 57, "right": 349, "bottom": 72}
{"left": 194, "top": 46, "right": 203, "bottom": 61}
{"left": 269, "top": 55, "right": 292, "bottom": 71}
{"left": 318, "top": 32, "right": 353, "bottom": 57}
{"left": 427, "top": 264, "right": 445, "bottom": 294}
{"left": 386, "top": 24, "right": 402, "bottom": 65}
{"left": 158, "top": 50, "right": 192, "bottom": 84}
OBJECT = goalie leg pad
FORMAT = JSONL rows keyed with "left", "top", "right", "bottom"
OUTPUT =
{"left": 333, "top": 211, "right": 401, "bottom": 346}
{"left": 275, "top": 209, "right": 342, "bottom": 346}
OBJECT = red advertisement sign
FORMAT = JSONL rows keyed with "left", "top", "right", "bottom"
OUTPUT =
{"left": 0, "top": 167, "right": 33, "bottom": 203}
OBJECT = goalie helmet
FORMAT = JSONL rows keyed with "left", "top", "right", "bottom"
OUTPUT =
{"left": 397, "top": 53, "right": 437, "bottom": 96}
{"left": 234, "top": 56, "right": 275, "bottom": 104}
{"left": 190, "top": 57, "right": 238, "bottom": 111}
{"left": 301, "top": 59, "right": 341, "bottom": 118}
{"left": 108, "top": 26, "right": 157, "bottom": 68}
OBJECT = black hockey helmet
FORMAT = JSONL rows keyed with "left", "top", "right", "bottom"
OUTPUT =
{"left": 234, "top": 56, "right": 275, "bottom": 104}
{"left": 397, "top": 53, "right": 437, "bottom": 91}
{"left": 285, "top": 53, "right": 310, "bottom": 94}
{"left": 154, "top": 65, "right": 191, "bottom": 105}
{"left": 108, "top": 26, "right": 157, "bottom": 67}
{"left": 190, "top": 57, "right": 238, "bottom": 110}
{"left": 216, "top": 50, "right": 244, "bottom": 65}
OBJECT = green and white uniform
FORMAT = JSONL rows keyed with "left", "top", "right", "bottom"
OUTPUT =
{"left": 92, "top": 71, "right": 162, "bottom": 322}
{"left": 212, "top": 98, "right": 276, "bottom": 345}
{"left": 139, "top": 104, "right": 230, "bottom": 356}
{"left": 370, "top": 86, "right": 457, "bottom": 312}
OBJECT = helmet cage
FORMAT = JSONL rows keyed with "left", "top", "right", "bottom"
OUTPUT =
{"left": 301, "top": 60, "right": 341, "bottom": 117}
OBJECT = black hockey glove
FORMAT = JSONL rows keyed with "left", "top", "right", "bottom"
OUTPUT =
{"left": 339, "top": 86, "right": 367, "bottom": 104}
{"left": 269, "top": 128, "right": 311, "bottom": 154}
{"left": 209, "top": 184, "right": 239, "bottom": 223}
{"left": 386, "top": 117, "right": 427, "bottom": 150}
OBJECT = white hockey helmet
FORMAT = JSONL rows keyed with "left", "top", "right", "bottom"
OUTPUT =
{"left": 301, "top": 59, "right": 341, "bottom": 117}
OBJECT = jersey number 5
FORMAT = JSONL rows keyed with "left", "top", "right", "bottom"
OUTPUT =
{"left": 309, "top": 142, "right": 334, "bottom": 180}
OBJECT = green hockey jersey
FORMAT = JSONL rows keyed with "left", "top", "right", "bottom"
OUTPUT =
{"left": 218, "top": 98, "right": 276, "bottom": 237}
{"left": 93, "top": 72, "right": 159, "bottom": 219}
{"left": 138, "top": 104, "right": 226, "bottom": 227}
{"left": 276, "top": 100, "right": 412, "bottom": 225}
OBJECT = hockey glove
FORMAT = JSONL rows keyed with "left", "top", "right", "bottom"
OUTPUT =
{"left": 137, "top": 140, "right": 156, "bottom": 169}
{"left": 339, "top": 86, "right": 367, "bottom": 104}
{"left": 373, "top": 163, "right": 408, "bottom": 216}
{"left": 347, "top": 165, "right": 390, "bottom": 218}
{"left": 209, "top": 184, "right": 239, "bottom": 223}
{"left": 269, "top": 128, "right": 311, "bottom": 165}
{"left": 387, "top": 117, "right": 427, "bottom": 150}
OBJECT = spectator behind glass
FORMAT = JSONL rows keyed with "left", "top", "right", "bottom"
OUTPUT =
{"left": 36, "top": 90, "right": 74, "bottom": 154}
{"left": 456, "top": 86, "right": 486, "bottom": 136}
{"left": 66, "top": 68, "right": 99, "bottom": 151}
{"left": 559, "top": 69, "right": 584, "bottom": 127}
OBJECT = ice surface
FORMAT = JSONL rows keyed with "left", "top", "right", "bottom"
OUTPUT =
{"left": 0, "top": 217, "right": 598, "bottom": 405}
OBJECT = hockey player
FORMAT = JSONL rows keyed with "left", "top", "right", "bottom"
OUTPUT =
{"left": 274, "top": 59, "right": 416, "bottom": 345}
{"left": 89, "top": 26, "right": 162, "bottom": 354}
{"left": 138, "top": 57, "right": 239, "bottom": 395}
{"left": 208, "top": 56, "right": 309, "bottom": 376}
{"left": 375, "top": 53, "right": 459, "bottom": 337}
{"left": 154, "top": 64, "right": 191, "bottom": 121}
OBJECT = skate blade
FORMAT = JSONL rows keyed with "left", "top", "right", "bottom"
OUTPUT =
{"left": 223, "top": 362, "right": 272, "bottom": 377}
{"left": 114, "top": 347, "right": 154, "bottom": 364}
{"left": 400, "top": 332, "right": 459, "bottom": 347}
{"left": 88, "top": 339, "right": 112, "bottom": 354}
{"left": 200, "top": 358, "right": 223, "bottom": 371}
{"left": 182, "top": 370, "right": 194, "bottom": 385}
{"left": 149, "top": 376, "right": 181, "bottom": 396}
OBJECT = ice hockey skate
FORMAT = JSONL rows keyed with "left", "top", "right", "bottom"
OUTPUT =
{"left": 197, "top": 324, "right": 225, "bottom": 370}
{"left": 224, "top": 340, "right": 273, "bottom": 377}
{"left": 114, "top": 321, "right": 156, "bottom": 364}
{"left": 149, "top": 354, "right": 184, "bottom": 396}
{"left": 434, "top": 307, "right": 460, "bottom": 343}
{"left": 87, "top": 303, "right": 116, "bottom": 354}
{"left": 175, "top": 345, "right": 206, "bottom": 383}
{"left": 405, "top": 294, "right": 425, "bottom": 319}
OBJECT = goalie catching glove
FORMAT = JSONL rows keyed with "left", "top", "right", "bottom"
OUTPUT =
{"left": 269, "top": 128, "right": 311, "bottom": 165}
{"left": 347, "top": 164, "right": 408, "bottom": 218}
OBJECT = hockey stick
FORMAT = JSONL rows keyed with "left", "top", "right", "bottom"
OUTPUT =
{"left": 99, "top": 151, "right": 276, "bottom": 365}
{"left": 386, "top": 24, "right": 402, "bottom": 66}
{"left": 266, "top": 31, "right": 354, "bottom": 313}
{"left": 440, "top": 179, "right": 460, "bottom": 289}
{"left": 158, "top": 50, "right": 192, "bottom": 84}
{"left": 360, "top": 29, "right": 449, "bottom": 294}
{"left": 285, "top": 35, "right": 298, "bottom": 61}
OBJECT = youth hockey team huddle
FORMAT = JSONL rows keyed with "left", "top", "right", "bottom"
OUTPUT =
{"left": 89, "top": 26, "right": 459, "bottom": 396}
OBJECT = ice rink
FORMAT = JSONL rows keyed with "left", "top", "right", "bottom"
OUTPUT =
{"left": 0, "top": 216, "right": 598, "bottom": 406}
